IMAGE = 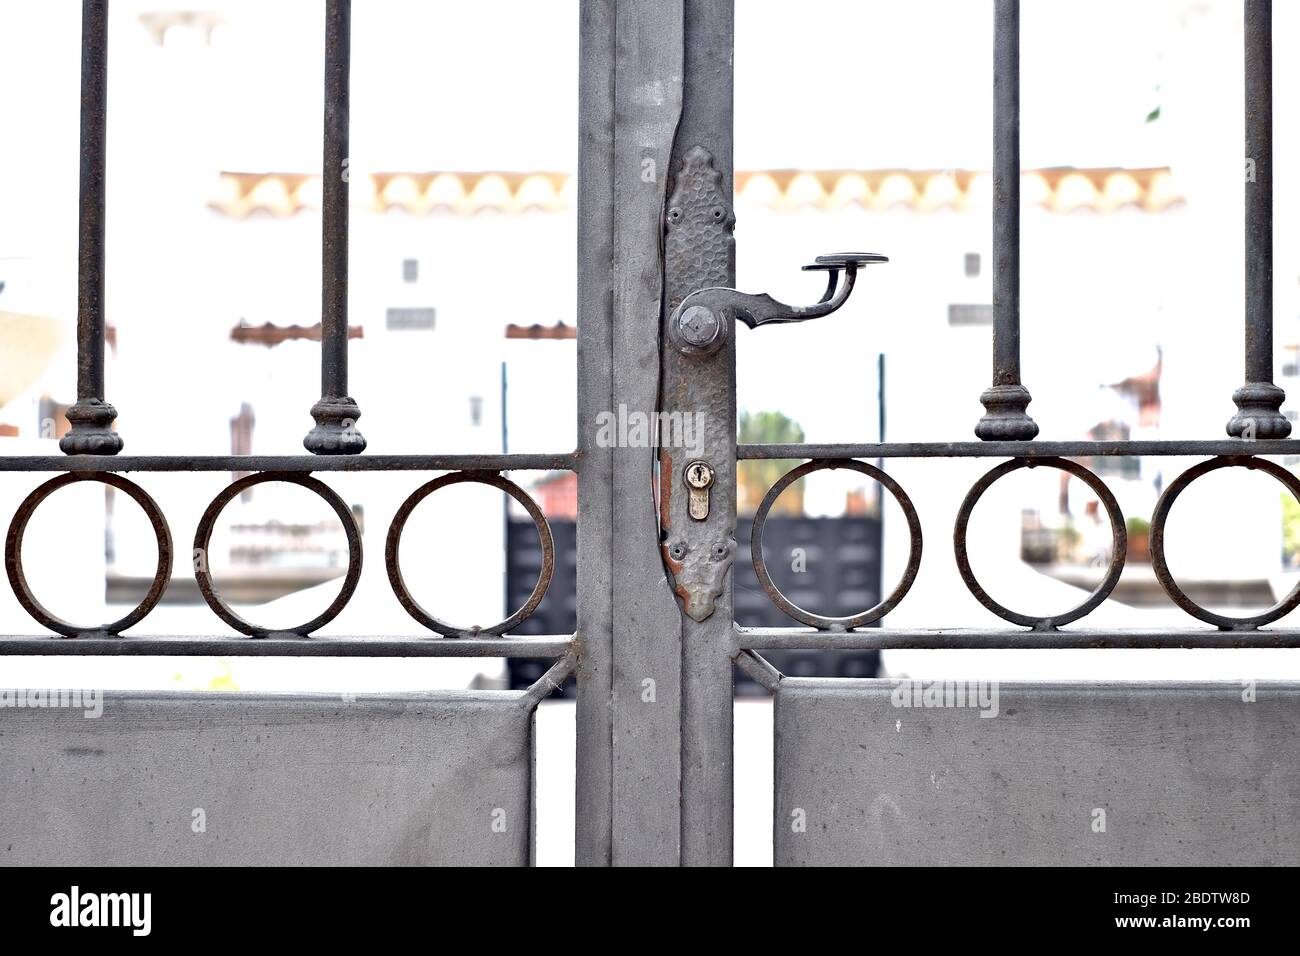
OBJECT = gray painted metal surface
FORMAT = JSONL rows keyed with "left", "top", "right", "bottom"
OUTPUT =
{"left": 739, "top": 626, "right": 1300, "bottom": 650}
{"left": 774, "top": 679, "right": 1300, "bottom": 866}
{"left": 1, "top": 691, "right": 534, "bottom": 866}
{"left": 607, "top": 0, "right": 688, "bottom": 866}
{"left": 574, "top": 0, "right": 616, "bottom": 868}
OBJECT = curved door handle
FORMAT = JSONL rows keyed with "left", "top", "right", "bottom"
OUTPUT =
{"left": 666, "top": 252, "right": 886, "bottom": 355}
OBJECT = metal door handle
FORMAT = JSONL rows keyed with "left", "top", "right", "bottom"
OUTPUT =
{"left": 667, "top": 252, "right": 886, "bottom": 355}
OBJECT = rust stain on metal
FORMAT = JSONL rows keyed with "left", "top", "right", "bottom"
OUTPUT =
{"left": 659, "top": 450, "right": 673, "bottom": 531}
{"left": 6, "top": 471, "right": 173, "bottom": 636}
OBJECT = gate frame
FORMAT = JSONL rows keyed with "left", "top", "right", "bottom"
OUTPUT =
{"left": 5, "top": 0, "right": 1300, "bottom": 869}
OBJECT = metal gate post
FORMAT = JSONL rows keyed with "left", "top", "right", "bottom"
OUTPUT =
{"left": 661, "top": 0, "right": 736, "bottom": 867}
{"left": 608, "top": 0, "right": 689, "bottom": 866}
{"left": 575, "top": 0, "right": 617, "bottom": 867}
{"left": 578, "top": 0, "right": 691, "bottom": 866}
{"left": 577, "top": 0, "right": 735, "bottom": 866}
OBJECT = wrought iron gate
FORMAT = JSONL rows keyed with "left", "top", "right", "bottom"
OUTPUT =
{"left": 5, "top": 0, "right": 1300, "bottom": 866}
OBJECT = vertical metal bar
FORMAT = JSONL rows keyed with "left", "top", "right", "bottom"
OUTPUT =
{"left": 574, "top": 0, "right": 616, "bottom": 867}
{"left": 974, "top": 0, "right": 1037, "bottom": 441}
{"left": 500, "top": 360, "right": 510, "bottom": 627}
{"left": 61, "top": 0, "right": 123, "bottom": 456}
{"left": 674, "top": 0, "right": 735, "bottom": 867}
{"left": 877, "top": 351, "right": 886, "bottom": 443}
{"left": 1228, "top": 0, "right": 1289, "bottom": 438}
{"left": 304, "top": 0, "right": 366, "bottom": 454}
{"left": 609, "top": 0, "right": 687, "bottom": 866}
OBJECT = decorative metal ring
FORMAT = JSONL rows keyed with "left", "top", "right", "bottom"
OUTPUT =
{"left": 193, "top": 472, "right": 362, "bottom": 636}
{"left": 5, "top": 472, "right": 173, "bottom": 636}
{"left": 1150, "top": 455, "right": 1300, "bottom": 630}
{"left": 386, "top": 471, "right": 554, "bottom": 636}
{"left": 751, "top": 459, "right": 922, "bottom": 630}
{"left": 954, "top": 457, "right": 1126, "bottom": 629}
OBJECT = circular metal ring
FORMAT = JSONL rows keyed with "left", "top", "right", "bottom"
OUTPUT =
{"left": 954, "top": 457, "right": 1126, "bottom": 629}
{"left": 386, "top": 471, "right": 554, "bottom": 636}
{"left": 751, "top": 459, "right": 922, "bottom": 630}
{"left": 193, "top": 472, "right": 362, "bottom": 636}
{"left": 5, "top": 472, "right": 173, "bottom": 636}
{"left": 1150, "top": 455, "right": 1300, "bottom": 630}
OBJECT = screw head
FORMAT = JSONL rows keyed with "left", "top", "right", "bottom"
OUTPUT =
{"left": 678, "top": 305, "right": 720, "bottom": 347}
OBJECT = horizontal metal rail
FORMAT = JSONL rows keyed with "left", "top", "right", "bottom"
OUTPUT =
{"left": 19, "top": 442, "right": 1298, "bottom": 470}
{"left": 739, "top": 440, "right": 1300, "bottom": 460}
{"left": 0, "top": 453, "right": 576, "bottom": 473}
{"left": 737, "top": 627, "right": 1300, "bottom": 651}
{"left": 0, "top": 633, "right": 574, "bottom": 657}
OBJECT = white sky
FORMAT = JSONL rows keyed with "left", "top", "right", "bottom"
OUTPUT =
{"left": 0, "top": 0, "right": 1194, "bottom": 187}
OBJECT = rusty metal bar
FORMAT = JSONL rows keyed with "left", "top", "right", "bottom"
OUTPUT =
{"left": 0, "top": 633, "right": 573, "bottom": 657}
{"left": 975, "top": 0, "right": 1037, "bottom": 441}
{"left": 1228, "top": 0, "right": 1289, "bottom": 438}
{"left": 738, "top": 439, "right": 1300, "bottom": 459}
{"left": 736, "top": 626, "right": 1300, "bottom": 651}
{"left": 17, "top": 439, "right": 1300, "bottom": 470}
{"left": 61, "top": 0, "right": 122, "bottom": 456}
{"left": 304, "top": 0, "right": 365, "bottom": 454}
{"left": 0, "top": 453, "right": 575, "bottom": 471}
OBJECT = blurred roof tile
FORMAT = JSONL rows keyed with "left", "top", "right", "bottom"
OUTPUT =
{"left": 210, "top": 168, "right": 1184, "bottom": 218}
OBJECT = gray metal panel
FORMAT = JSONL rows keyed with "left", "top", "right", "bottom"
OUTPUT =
{"left": 774, "top": 679, "right": 1300, "bottom": 866}
{"left": 1, "top": 691, "right": 533, "bottom": 866}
